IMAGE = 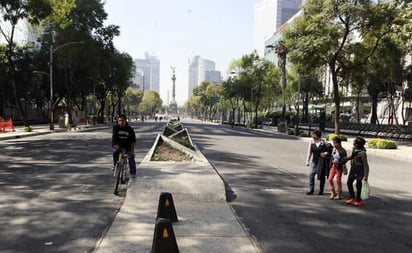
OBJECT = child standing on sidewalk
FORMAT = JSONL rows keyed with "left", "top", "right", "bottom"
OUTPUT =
{"left": 328, "top": 136, "right": 347, "bottom": 200}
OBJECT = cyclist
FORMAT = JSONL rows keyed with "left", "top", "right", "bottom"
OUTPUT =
{"left": 112, "top": 114, "right": 137, "bottom": 177}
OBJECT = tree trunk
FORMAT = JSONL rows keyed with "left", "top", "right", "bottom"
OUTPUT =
{"left": 98, "top": 98, "right": 106, "bottom": 123}
{"left": 330, "top": 64, "right": 340, "bottom": 134}
{"left": 401, "top": 90, "right": 405, "bottom": 126}
{"left": 236, "top": 97, "right": 240, "bottom": 124}
{"left": 8, "top": 60, "right": 29, "bottom": 126}
{"left": 255, "top": 83, "right": 263, "bottom": 126}
{"left": 370, "top": 93, "right": 378, "bottom": 125}
{"left": 303, "top": 92, "right": 309, "bottom": 123}
{"left": 356, "top": 92, "right": 361, "bottom": 123}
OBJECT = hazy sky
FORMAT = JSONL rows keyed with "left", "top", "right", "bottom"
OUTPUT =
{"left": 103, "top": 0, "right": 261, "bottom": 106}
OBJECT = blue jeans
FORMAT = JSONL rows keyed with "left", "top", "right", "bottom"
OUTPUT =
{"left": 308, "top": 161, "right": 325, "bottom": 193}
{"left": 309, "top": 162, "right": 317, "bottom": 192}
{"left": 113, "top": 149, "right": 136, "bottom": 175}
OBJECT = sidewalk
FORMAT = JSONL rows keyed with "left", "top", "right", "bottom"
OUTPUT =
{"left": 258, "top": 125, "right": 412, "bottom": 162}
{"left": 0, "top": 123, "right": 111, "bottom": 141}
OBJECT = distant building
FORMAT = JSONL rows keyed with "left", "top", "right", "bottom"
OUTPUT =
{"left": 188, "top": 56, "right": 220, "bottom": 97}
{"left": 264, "top": 10, "right": 301, "bottom": 65}
{"left": 133, "top": 53, "right": 160, "bottom": 93}
{"left": 254, "top": 0, "right": 302, "bottom": 56}
{"left": 205, "top": 70, "right": 222, "bottom": 84}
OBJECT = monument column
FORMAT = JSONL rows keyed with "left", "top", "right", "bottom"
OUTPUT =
{"left": 169, "top": 66, "right": 178, "bottom": 114}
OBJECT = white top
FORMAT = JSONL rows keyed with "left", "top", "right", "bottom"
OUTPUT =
{"left": 306, "top": 139, "right": 322, "bottom": 164}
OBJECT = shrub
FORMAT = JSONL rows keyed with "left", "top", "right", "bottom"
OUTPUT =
{"left": 23, "top": 125, "right": 33, "bottom": 132}
{"left": 287, "top": 128, "right": 295, "bottom": 135}
{"left": 326, "top": 133, "right": 348, "bottom": 141}
{"left": 368, "top": 139, "right": 397, "bottom": 149}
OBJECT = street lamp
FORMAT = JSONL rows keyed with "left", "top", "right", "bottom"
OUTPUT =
{"left": 48, "top": 41, "right": 85, "bottom": 130}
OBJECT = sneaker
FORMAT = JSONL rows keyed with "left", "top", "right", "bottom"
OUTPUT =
{"left": 131, "top": 174, "right": 136, "bottom": 178}
{"left": 318, "top": 191, "right": 324, "bottom": 195}
{"left": 345, "top": 198, "right": 355, "bottom": 204}
{"left": 354, "top": 201, "right": 362, "bottom": 206}
{"left": 306, "top": 191, "right": 314, "bottom": 195}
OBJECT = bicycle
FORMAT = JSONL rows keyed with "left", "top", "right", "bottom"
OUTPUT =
{"left": 113, "top": 149, "right": 129, "bottom": 195}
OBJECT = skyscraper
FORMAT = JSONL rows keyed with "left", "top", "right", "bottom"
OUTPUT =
{"left": 254, "top": 0, "right": 302, "bottom": 56}
{"left": 133, "top": 53, "right": 160, "bottom": 93}
{"left": 188, "top": 56, "right": 220, "bottom": 97}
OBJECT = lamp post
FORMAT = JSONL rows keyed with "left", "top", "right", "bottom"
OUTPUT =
{"left": 49, "top": 41, "right": 85, "bottom": 130}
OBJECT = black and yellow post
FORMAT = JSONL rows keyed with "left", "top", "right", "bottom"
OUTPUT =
{"left": 151, "top": 218, "right": 179, "bottom": 253}
{"left": 156, "top": 192, "right": 178, "bottom": 222}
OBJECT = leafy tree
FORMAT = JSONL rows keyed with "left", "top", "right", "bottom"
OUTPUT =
{"left": 260, "top": 63, "right": 281, "bottom": 112}
{"left": 192, "top": 81, "right": 213, "bottom": 120}
{"left": 122, "top": 86, "right": 143, "bottom": 120}
{"left": 30, "top": 0, "right": 123, "bottom": 124}
{"left": 274, "top": 40, "right": 287, "bottom": 117}
{"left": 365, "top": 36, "right": 406, "bottom": 125}
{"left": 221, "top": 53, "right": 281, "bottom": 126}
{"left": 184, "top": 95, "right": 201, "bottom": 118}
{"left": 283, "top": 0, "right": 406, "bottom": 134}
{"left": 0, "top": 0, "right": 52, "bottom": 125}
{"left": 139, "top": 90, "right": 162, "bottom": 117}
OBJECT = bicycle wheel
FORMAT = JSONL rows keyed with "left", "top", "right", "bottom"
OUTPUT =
{"left": 113, "top": 163, "right": 122, "bottom": 195}
{"left": 121, "top": 163, "right": 129, "bottom": 184}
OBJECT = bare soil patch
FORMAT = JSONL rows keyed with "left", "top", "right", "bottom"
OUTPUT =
{"left": 151, "top": 142, "right": 192, "bottom": 161}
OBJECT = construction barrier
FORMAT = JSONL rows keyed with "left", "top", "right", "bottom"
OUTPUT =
{"left": 151, "top": 192, "right": 179, "bottom": 253}
{"left": 156, "top": 192, "right": 178, "bottom": 222}
{"left": 0, "top": 119, "right": 14, "bottom": 132}
{"left": 151, "top": 218, "right": 179, "bottom": 253}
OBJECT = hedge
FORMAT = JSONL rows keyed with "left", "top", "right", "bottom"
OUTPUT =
{"left": 368, "top": 139, "right": 397, "bottom": 149}
{"left": 326, "top": 133, "right": 348, "bottom": 141}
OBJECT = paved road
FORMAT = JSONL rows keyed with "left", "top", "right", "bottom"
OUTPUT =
{"left": 0, "top": 122, "right": 164, "bottom": 253}
{"left": 185, "top": 120, "right": 412, "bottom": 253}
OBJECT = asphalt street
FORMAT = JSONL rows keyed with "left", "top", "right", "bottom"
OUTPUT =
{"left": 0, "top": 121, "right": 164, "bottom": 253}
{"left": 185, "top": 119, "right": 412, "bottom": 253}
{"left": 2, "top": 119, "right": 411, "bottom": 253}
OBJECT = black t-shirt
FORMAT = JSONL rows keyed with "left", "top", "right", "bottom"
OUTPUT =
{"left": 112, "top": 124, "right": 136, "bottom": 150}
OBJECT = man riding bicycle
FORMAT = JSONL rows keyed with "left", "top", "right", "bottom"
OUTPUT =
{"left": 112, "top": 114, "right": 137, "bottom": 177}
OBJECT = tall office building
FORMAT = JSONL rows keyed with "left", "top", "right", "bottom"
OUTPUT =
{"left": 133, "top": 53, "right": 160, "bottom": 93}
{"left": 188, "top": 56, "right": 220, "bottom": 97}
{"left": 254, "top": 0, "right": 302, "bottom": 56}
{"left": 205, "top": 70, "right": 222, "bottom": 84}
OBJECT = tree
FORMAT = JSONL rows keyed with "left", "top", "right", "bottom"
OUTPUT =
{"left": 283, "top": 0, "right": 406, "bottom": 134}
{"left": 184, "top": 95, "right": 201, "bottom": 119}
{"left": 365, "top": 36, "right": 406, "bottom": 125}
{"left": 221, "top": 53, "right": 281, "bottom": 126}
{"left": 139, "top": 90, "right": 162, "bottom": 117}
{"left": 274, "top": 40, "right": 287, "bottom": 117}
{"left": 123, "top": 87, "right": 143, "bottom": 119}
{"left": 0, "top": 0, "right": 52, "bottom": 125}
{"left": 31, "top": 0, "right": 123, "bottom": 123}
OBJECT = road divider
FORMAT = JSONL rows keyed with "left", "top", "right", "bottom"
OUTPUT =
{"left": 156, "top": 192, "right": 178, "bottom": 222}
